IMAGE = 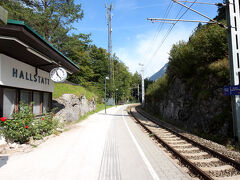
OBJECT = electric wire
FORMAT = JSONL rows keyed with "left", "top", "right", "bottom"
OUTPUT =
{"left": 152, "top": 1, "right": 174, "bottom": 42}
{"left": 143, "top": 1, "right": 174, "bottom": 62}
{"left": 139, "top": 0, "right": 174, "bottom": 70}
{"left": 144, "top": 0, "right": 198, "bottom": 71}
{"left": 144, "top": 2, "right": 186, "bottom": 69}
{"left": 177, "top": 1, "right": 218, "bottom": 5}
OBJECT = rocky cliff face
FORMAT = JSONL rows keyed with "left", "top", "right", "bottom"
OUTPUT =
{"left": 145, "top": 77, "right": 232, "bottom": 137}
{"left": 53, "top": 94, "right": 96, "bottom": 122}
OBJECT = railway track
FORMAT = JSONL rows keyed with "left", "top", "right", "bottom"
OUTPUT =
{"left": 129, "top": 106, "right": 240, "bottom": 180}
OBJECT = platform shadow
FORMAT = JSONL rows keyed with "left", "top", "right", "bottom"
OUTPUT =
{"left": 0, "top": 156, "right": 8, "bottom": 168}
{"left": 98, "top": 113, "right": 129, "bottom": 117}
{"left": 52, "top": 100, "right": 65, "bottom": 113}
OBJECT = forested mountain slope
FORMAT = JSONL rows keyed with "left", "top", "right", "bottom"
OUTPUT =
{"left": 145, "top": 5, "right": 232, "bottom": 143}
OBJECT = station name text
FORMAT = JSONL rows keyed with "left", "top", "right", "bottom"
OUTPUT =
{"left": 12, "top": 68, "right": 50, "bottom": 85}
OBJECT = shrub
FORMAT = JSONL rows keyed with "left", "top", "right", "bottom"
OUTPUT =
{"left": 0, "top": 103, "right": 59, "bottom": 144}
{"left": 146, "top": 74, "right": 169, "bottom": 100}
{"left": 0, "top": 103, "right": 35, "bottom": 143}
{"left": 33, "top": 112, "right": 59, "bottom": 140}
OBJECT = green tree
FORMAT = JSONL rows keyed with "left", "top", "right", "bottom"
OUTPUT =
{"left": 89, "top": 45, "right": 109, "bottom": 84}
{"left": 113, "top": 57, "right": 132, "bottom": 101}
{"left": 129, "top": 72, "right": 141, "bottom": 100}
{"left": 69, "top": 45, "right": 109, "bottom": 97}
{"left": 167, "top": 23, "right": 227, "bottom": 81}
{"left": 1, "top": 0, "right": 84, "bottom": 43}
{"left": 17, "top": 0, "right": 84, "bottom": 42}
{"left": 214, "top": 0, "right": 226, "bottom": 21}
{"left": 0, "top": 0, "right": 37, "bottom": 23}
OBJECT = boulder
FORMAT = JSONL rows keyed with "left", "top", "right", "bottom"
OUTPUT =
{"left": 53, "top": 94, "right": 96, "bottom": 122}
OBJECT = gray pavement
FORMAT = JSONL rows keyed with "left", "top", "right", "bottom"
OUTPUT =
{"left": 0, "top": 105, "right": 191, "bottom": 180}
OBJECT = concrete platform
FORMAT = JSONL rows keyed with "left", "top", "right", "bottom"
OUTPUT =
{"left": 98, "top": 105, "right": 190, "bottom": 180}
{"left": 0, "top": 105, "right": 191, "bottom": 180}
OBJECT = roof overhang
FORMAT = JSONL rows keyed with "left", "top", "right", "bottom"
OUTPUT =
{"left": 0, "top": 20, "right": 79, "bottom": 74}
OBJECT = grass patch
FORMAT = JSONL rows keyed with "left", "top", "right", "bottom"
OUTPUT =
{"left": 53, "top": 83, "right": 97, "bottom": 100}
{"left": 30, "top": 144, "right": 38, "bottom": 148}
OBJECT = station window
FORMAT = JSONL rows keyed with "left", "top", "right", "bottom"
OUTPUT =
{"left": 20, "top": 90, "right": 32, "bottom": 105}
{"left": 3, "top": 88, "right": 16, "bottom": 118}
{"left": 1, "top": 87, "right": 51, "bottom": 117}
{"left": 43, "top": 92, "right": 50, "bottom": 113}
{"left": 33, "top": 91, "right": 41, "bottom": 115}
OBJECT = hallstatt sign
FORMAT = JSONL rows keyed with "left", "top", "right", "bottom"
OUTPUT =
{"left": 0, "top": 54, "right": 54, "bottom": 92}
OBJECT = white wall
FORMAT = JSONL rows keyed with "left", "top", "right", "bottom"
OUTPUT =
{"left": 0, "top": 54, "right": 54, "bottom": 92}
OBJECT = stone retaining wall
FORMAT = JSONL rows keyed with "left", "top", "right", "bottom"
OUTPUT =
{"left": 53, "top": 94, "right": 96, "bottom": 122}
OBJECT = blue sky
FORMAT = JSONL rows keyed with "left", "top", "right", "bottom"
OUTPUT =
{"left": 74, "top": 0, "right": 221, "bottom": 77}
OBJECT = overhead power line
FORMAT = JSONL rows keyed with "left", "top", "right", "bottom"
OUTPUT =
{"left": 148, "top": 18, "right": 216, "bottom": 24}
{"left": 144, "top": 0, "right": 197, "bottom": 71}
{"left": 172, "top": 0, "right": 227, "bottom": 28}
{"left": 144, "top": 1, "right": 186, "bottom": 70}
{"left": 176, "top": 1, "right": 222, "bottom": 6}
{"left": 173, "top": 0, "right": 217, "bottom": 23}
{"left": 152, "top": 1, "right": 174, "bottom": 42}
{"left": 140, "top": 0, "right": 174, "bottom": 67}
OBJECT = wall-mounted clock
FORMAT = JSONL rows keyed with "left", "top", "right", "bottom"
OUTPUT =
{"left": 50, "top": 67, "right": 67, "bottom": 83}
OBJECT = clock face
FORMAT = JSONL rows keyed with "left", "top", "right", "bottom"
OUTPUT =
{"left": 50, "top": 67, "right": 67, "bottom": 82}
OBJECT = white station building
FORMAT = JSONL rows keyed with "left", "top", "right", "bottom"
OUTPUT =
{"left": 0, "top": 19, "right": 79, "bottom": 118}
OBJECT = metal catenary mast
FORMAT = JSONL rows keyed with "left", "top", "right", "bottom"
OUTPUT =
{"left": 226, "top": 0, "right": 240, "bottom": 140}
{"left": 106, "top": 3, "right": 113, "bottom": 91}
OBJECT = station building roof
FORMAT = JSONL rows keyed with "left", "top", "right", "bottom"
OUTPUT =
{"left": 0, "top": 19, "right": 80, "bottom": 74}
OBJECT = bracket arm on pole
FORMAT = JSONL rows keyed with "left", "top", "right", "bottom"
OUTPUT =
{"left": 172, "top": 0, "right": 227, "bottom": 29}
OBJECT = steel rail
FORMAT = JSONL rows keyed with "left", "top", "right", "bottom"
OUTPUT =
{"left": 129, "top": 107, "right": 213, "bottom": 180}
{"left": 135, "top": 106, "right": 240, "bottom": 172}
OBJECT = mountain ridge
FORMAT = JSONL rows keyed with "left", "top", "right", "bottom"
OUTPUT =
{"left": 149, "top": 63, "right": 168, "bottom": 81}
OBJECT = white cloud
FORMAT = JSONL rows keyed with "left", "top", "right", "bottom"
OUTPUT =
{"left": 115, "top": 0, "right": 137, "bottom": 10}
{"left": 130, "top": 3, "right": 169, "bottom": 10}
{"left": 114, "top": 24, "right": 193, "bottom": 78}
{"left": 114, "top": 0, "right": 168, "bottom": 11}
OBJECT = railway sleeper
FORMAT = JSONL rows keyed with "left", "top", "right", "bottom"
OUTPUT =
{"left": 159, "top": 133, "right": 174, "bottom": 136}
{"left": 170, "top": 143, "right": 192, "bottom": 146}
{"left": 216, "top": 175, "right": 240, "bottom": 180}
{"left": 181, "top": 151, "right": 209, "bottom": 157}
{"left": 201, "top": 165, "right": 234, "bottom": 172}
{"left": 161, "top": 137, "right": 182, "bottom": 141}
{"left": 190, "top": 158, "right": 219, "bottom": 163}
{"left": 165, "top": 140, "right": 188, "bottom": 144}
{"left": 159, "top": 136, "right": 178, "bottom": 139}
{"left": 174, "top": 147, "right": 200, "bottom": 152}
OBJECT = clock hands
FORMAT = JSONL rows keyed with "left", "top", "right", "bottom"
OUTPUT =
{"left": 56, "top": 71, "right": 61, "bottom": 79}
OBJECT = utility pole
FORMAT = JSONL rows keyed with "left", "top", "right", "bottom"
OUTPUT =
{"left": 139, "top": 63, "right": 145, "bottom": 107}
{"left": 105, "top": 76, "right": 109, "bottom": 114}
{"left": 226, "top": 0, "right": 240, "bottom": 141}
{"left": 105, "top": 3, "right": 113, "bottom": 88}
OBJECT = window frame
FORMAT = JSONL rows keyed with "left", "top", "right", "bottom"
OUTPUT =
{"left": 0, "top": 85, "right": 52, "bottom": 118}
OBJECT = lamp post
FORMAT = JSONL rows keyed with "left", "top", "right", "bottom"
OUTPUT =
{"left": 105, "top": 76, "right": 109, "bottom": 114}
{"left": 116, "top": 88, "right": 118, "bottom": 106}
